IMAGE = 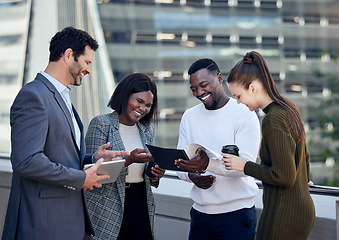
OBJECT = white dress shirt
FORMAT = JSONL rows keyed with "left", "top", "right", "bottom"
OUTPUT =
{"left": 40, "top": 71, "right": 81, "bottom": 149}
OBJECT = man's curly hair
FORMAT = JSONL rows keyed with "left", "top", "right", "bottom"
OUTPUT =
{"left": 49, "top": 26, "right": 98, "bottom": 62}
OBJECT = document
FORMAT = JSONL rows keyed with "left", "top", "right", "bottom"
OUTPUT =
{"left": 84, "top": 159, "right": 125, "bottom": 184}
{"left": 184, "top": 143, "right": 222, "bottom": 160}
{"left": 145, "top": 144, "right": 222, "bottom": 172}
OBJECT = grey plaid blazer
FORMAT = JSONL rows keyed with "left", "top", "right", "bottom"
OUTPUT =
{"left": 84, "top": 111, "right": 157, "bottom": 240}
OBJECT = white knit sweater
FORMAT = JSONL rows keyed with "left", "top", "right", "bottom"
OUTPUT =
{"left": 177, "top": 98, "right": 261, "bottom": 214}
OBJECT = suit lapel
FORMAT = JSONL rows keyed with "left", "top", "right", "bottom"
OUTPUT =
{"left": 37, "top": 74, "right": 79, "bottom": 153}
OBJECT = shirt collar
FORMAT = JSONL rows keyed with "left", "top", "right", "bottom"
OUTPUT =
{"left": 40, "top": 71, "right": 72, "bottom": 94}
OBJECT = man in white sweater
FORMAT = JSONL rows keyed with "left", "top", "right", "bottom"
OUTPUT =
{"left": 175, "top": 58, "right": 261, "bottom": 240}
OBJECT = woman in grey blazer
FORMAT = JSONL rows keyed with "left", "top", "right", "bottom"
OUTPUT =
{"left": 85, "top": 73, "right": 164, "bottom": 240}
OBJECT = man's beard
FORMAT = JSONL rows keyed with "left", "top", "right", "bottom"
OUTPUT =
{"left": 204, "top": 98, "right": 218, "bottom": 110}
{"left": 73, "top": 75, "right": 82, "bottom": 86}
{"left": 69, "top": 62, "right": 83, "bottom": 86}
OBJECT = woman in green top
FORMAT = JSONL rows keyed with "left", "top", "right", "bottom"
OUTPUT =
{"left": 223, "top": 51, "right": 315, "bottom": 240}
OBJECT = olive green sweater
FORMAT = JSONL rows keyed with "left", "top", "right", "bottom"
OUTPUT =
{"left": 244, "top": 102, "right": 315, "bottom": 240}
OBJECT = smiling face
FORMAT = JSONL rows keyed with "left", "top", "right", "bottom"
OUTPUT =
{"left": 189, "top": 68, "right": 227, "bottom": 110}
{"left": 119, "top": 91, "right": 154, "bottom": 126}
{"left": 228, "top": 82, "right": 259, "bottom": 111}
{"left": 68, "top": 45, "right": 94, "bottom": 86}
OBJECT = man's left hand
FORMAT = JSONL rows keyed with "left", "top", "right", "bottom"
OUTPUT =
{"left": 174, "top": 148, "right": 209, "bottom": 172}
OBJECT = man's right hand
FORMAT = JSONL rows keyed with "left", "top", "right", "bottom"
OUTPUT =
{"left": 188, "top": 172, "right": 215, "bottom": 190}
{"left": 174, "top": 148, "right": 209, "bottom": 172}
{"left": 83, "top": 158, "right": 109, "bottom": 191}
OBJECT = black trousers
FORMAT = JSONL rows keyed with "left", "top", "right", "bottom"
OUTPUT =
{"left": 117, "top": 181, "right": 153, "bottom": 240}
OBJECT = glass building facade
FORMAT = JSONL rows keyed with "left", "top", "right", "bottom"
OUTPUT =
{"left": 0, "top": 0, "right": 30, "bottom": 153}
{"left": 97, "top": 0, "right": 339, "bottom": 185}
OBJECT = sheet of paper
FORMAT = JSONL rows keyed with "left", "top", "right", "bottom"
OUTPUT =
{"left": 184, "top": 143, "right": 222, "bottom": 160}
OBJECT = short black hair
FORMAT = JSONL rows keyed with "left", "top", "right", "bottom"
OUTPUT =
{"left": 49, "top": 26, "right": 98, "bottom": 62}
{"left": 107, "top": 73, "right": 158, "bottom": 125}
{"left": 188, "top": 58, "right": 220, "bottom": 75}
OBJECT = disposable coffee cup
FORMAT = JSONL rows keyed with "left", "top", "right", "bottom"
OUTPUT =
{"left": 221, "top": 145, "right": 239, "bottom": 156}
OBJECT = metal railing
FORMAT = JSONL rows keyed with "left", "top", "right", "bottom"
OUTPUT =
{"left": 0, "top": 153, "right": 9, "bottom": 160}
{"left": 162, "top": 171, "right": 339, "bottom": 196}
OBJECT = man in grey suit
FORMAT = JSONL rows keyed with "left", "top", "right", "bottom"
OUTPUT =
{"left": 2, "top": 27, "right": 129, "bottom": 240}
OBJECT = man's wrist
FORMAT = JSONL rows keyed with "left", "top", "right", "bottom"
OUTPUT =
{"left": 188, "top": 172, "right": 194, "bottom": 181}
{"left": 200, "top": 157, "right": 210, "bottom": 171}
{"left": 203, "top": 157, "right": 209, "bottom": 170}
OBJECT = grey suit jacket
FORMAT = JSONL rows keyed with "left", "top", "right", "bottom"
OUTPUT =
{"left": 2, "top": 73, "right": 94, "bottom": 240}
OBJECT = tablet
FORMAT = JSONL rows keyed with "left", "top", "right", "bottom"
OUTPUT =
{"left": 84, "top": 159, "right": 125, "bottom": 184}
{"left": 146, "top": 144, "right": 190, "bottom": 172}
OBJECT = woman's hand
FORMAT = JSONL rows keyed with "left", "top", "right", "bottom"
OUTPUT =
{"left": 222, "top": 153, "right": 247, "bottom": 172}
{"left": 124, "top": 148, "right": 153, "bottom": 167}
{"left": 151, "top": 165, "right": 165, "bottom": 181}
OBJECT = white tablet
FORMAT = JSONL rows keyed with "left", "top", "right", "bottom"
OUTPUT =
{"left": 84, "top": 159, "right": 126, "bottom": 184}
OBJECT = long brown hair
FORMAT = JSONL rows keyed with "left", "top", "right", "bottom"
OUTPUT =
{"left": 227, "top": 51, "right": 305, "bottom": 141}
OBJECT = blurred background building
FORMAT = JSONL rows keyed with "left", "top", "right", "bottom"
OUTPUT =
{"left": 97, "top": 0, "right": 339, "bottom": 186}
{"left": 1, "top": 0, "right": 339, "bottom": 185}
{"left": 0, "top": 0, "right": 339, "bottom": 239}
